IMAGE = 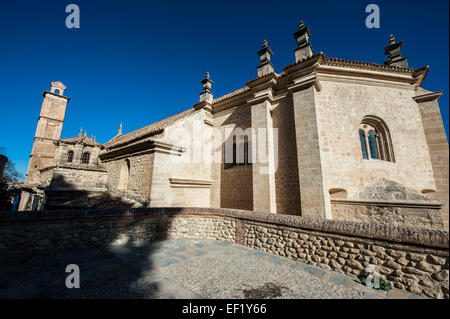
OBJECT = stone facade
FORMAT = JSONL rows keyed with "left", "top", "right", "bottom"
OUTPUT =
{"left": 0, "top": 208, "right": 447, "bottom": 299}
{"left": 19, "top": 22, "right": 449, "bottom": 232}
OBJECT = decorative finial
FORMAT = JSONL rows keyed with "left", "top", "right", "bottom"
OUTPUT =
{"left": 389, "top": 34, "right": 395, "bottom": 45}
{"left": 78, "top": 127, "right": 83, "bottom": 137}
{"left": 256, "top": 39, "right": 274, "bottom": 77}
{"left": 384, "top": 34, "right": 408, "bottom": 68}
{"left": 84, "top": 131, "right": 87, "bottom": 137}
{"left": 293, "top": 20, "right": 313, "bottom": 62}
{"left": 199, "top": 72, "right": 214, "bottom": 103}
{"left": 117, "top": 122, "right": 123, "bottom": 137}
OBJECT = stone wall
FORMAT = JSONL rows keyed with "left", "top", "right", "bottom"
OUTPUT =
{"left": 214, "top": 106, "right": 253, "bottom": 210}
{"left": 272, "top": 98, "right": 301, "bottom": 215}
{"left": 314, "top": 79, "right": 437, "bottom": 209}
{"left": 0, "top": 207, "right": 448, "bottom": 298}
{"left": 416, "top": 91, "right": 449, "bottom": 231}
{"left": 292, "top": 84, "right": 329, "bottom": 219}
{"left": 103, "top": 153, "right": 154, "bottom": 203}
{"left": 331, "top": 201, "right": 444, "bottom": 230}
{"left": 48, "top": 166, "right": 108, "bottom": 191}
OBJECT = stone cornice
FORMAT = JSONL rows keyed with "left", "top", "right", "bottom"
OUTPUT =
{"left": 331, "top": 198, "right": 443, "bottom": 209}
{"left": 413, "top": 91, "right": 443, "bottom": 103}
{"left": 168, "top": 178, "right": 213, "bottom": 188}
{"left": 43, "top": 91, "right": 71, "bottom": 101}
{"left": 287, "top": 73, "right": 322, "bottom": 92}
{"left": 100, "top": 140, "right": 185, "bottom": 162}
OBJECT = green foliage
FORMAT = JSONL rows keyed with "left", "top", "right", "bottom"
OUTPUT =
{"left": 359, "top": 271, "right": 392, "bottom": 292}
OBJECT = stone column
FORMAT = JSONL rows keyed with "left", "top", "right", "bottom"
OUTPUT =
{"left": 249, "top": 96, "right": 277, "bottom": 213}
{"left": 288, "top": 75, "right": 330, "bottom": 219}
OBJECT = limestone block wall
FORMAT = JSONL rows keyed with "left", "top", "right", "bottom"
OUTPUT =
{"left": 292, "top": 85, "right": 329, "bottom": 219}
{"left": 150, "top": 110, "right": 213, "bottom": 207}
{"left": 416, "top": 93, "right": 449, "bottom": 231}
{"left": 0, "top": 207, "right": 447, "bottom": 298}
{"left": 314, "top": 79, "right": 437, "bottom": 203}
{"left": 272, "top": 98, "right": 301, "bottom": 215}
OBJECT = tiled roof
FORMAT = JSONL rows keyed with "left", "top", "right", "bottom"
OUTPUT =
{"left": 58, "top": 163, "right": 107, "bottom": 172}
{"left": 322, "top": 56, "right": 415, "bottom": 73}
{"left": 212, "top": 86, "right": 250, "bottom": 104}
{"left": 60, "top": 135, "right": 104, "bottom": 147}
{"left": 104, "top": 108, "right": 196, "bottom": 149}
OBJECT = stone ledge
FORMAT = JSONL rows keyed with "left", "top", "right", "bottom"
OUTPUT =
{"left": 331, "top": 198, "right": 442, "bottom": 209}
{"left": 168, "top": 178, "right": 213, "bottom": 188}
{"left": 0, "top": 207, "right": 448, "bottom": 249}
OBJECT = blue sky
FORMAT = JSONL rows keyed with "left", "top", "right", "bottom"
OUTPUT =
{"left": 0, "top": 0, "right": 448, "bottom": 177}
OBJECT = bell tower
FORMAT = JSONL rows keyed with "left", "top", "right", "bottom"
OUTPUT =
{"left": 25, "top": 81, "right": 70, "bottom": 184}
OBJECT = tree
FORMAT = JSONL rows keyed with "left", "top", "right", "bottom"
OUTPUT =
{"left": 0, "top": 148, "right": 24, "bottom": 211}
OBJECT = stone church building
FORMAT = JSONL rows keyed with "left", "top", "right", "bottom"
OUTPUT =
{"left": 19, "top": 22, "right": 449, "bottom": 231}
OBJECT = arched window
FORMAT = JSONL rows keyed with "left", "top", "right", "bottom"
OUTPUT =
{"left": 359, "top": 116, "right": 394, "bottom": 162}
{"left": 67, "top": 151, "right": 74, "bottom": 163}
{"left": 81, "top": 152, "right": 90, "bottom": 164}
{"left": 367, "top": 130, "right": 379, "bottom": 160}
{"left": 359, "top": 130, "right": 368, "bottom": 160}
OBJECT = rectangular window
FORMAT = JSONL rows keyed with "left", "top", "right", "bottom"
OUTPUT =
{"left": 224, "top": 135, "right": 252, "bottom": 169}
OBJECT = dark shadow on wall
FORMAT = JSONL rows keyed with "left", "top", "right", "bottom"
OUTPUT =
{"left": 219, "top": 108, "right": 253, "bottom": 211}
{"left": 0, "top": 176, "right": 180, "bottom": 299}
{"left": 0, "top": 208, "right": 183, "bottom": 299}
{"left": 45, "top": 174, "right": 146, "bottom": 210}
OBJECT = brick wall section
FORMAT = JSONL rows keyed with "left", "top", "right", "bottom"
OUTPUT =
{"left": 0, "top": 208, "right": 448, "bottom": 298}
{"left": 417, "top": 94, "right": 449, "bottom": 231}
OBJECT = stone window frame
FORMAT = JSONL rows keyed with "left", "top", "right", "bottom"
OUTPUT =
{"left": 67, "top": 151, "right": 74, "bottom": 163}
{"left": 81, "top": 152, "right": 90, "bottom": 164}
{"left": 359, "top": 116, "right": 395, "bottom": 162}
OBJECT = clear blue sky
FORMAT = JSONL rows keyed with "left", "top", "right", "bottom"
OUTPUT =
{"left": 0, "top": 0, "right": 448, "bottom": 177}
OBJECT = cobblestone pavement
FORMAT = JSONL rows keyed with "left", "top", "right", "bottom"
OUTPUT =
{"left": 0, "top": 238, "right": 424, "bottom": 299}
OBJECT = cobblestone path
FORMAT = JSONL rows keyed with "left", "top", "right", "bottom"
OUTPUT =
{"left": 0, "top": 238, "right": 423, "bottom": 299}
